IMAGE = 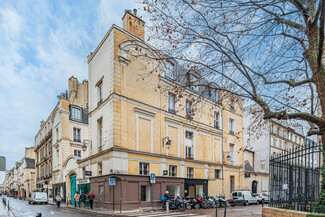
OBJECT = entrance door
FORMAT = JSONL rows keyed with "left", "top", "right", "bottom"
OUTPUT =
{"left": 99, "top": 185, "right": 104, "bottom": 206}
{"left": 252, "top": 180, "right": 257, "bottom": 193}
{"left": 230, "top": 176, "right": 235, "bottom": 193}
{"left": 70, "top": 174, "right": 76, "bottom": 204}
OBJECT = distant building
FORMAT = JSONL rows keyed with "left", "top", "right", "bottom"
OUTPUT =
{"left": 17, "top": 147, "right": 36, "bottom": 199}
{"left": 34, "top": 77, "right": 89, "bottom": 203}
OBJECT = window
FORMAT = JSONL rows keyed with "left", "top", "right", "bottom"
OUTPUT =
{"left": 141, "top": 186, "right": 150, "bottom": 201}
{"left": 187, "top": 167, "right": 194, "bottom": 178}
{"left": 295, "top": 136, "right": 297, "bottom": 143}
{"left": 284, "top": 142, "right": 288, "bottom": 150}
{"left": 139, "top": 162, "right": 149, "bottom": 175}
{"left": 273, "top": 137, "right": 277, "bottom": 147}
{"left": 215, "top": 169, "right": 221, "bottom": 179}
{"left": 48, "top": 122, "right": 50, "bottom": 130}
{"left": 98, "top": 162, "right": 102, "bottom": 176}
{"left": 299, "top": 137, "right": 302, "bottom": 145}
{"left": 165, "top": 60, "right": 175, "bottom": 79}
{"left": 214, "top": 112, "right": 220, "bottom": 129}
{"left": 262, "top": 180, "right": 268, "bottom": 191}
{"left": 185, "top": 146, "right": 193, "bottom": 159}
{"left": 71, "top": 107, "right": 82, "bottom": 121}
{"left": 98, "top": 118, "right": 103, "bottom": 151}
{"left": 56, "top": 128, "right": 59, "bottom": 142}
{"left": 168, "top": 93, "right": 176, "bottom": 114}
{"left": 229, "top": 118, "right": 235, "bottom": 135}
{"left": 98, "top": 82, "right": 103, "bottom": 105}
{"left": 277, "top": 127, "right": 280, "bottom": 135}
{"left": 73, "top": 128, "right": 81, "bottom": 142}
{"left": 279, "top": 140, "right": 282, "bottom": 149}
{"left": 229, "top": 99, "right": 235, "bottom": 110}
{"left": 186, "top": 100, "right": 193, "bottom": 120}
{"left": 56, "top": 148, "right": 59, "bottom": 166}
{"left": 169, "top": 165, "right": 177, "bottom": 177}
{"left": 229, "top": 144, "right": 235, "bottom": 164}
{"left": 74, "top": 150, "right": 81, "bottom": 157}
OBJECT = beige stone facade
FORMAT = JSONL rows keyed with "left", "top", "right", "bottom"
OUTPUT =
{"left": 78, "top": 10, "right": 245, "bottom": 211}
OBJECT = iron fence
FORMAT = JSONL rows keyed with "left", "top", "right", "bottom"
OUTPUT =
{"left": 269, "top": 139, "right": 324, "bottom": 213}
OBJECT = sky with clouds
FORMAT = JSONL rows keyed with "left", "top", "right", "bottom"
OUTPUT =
{"left": 0, "top": 0, "right": 139, "bottom": 170}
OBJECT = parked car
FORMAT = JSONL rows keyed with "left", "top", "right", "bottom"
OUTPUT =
{"left": 28, "top": 192, "right": 48, "bottom": 205}
{"left": 231, "top": 191, "right": 258, "bottom": 205}
{"left": 253, "top": 193, "right": 270, "bottom": 203}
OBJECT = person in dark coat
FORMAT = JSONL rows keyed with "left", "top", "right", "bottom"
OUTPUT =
{"left": 87, "top": 191, "right": 95, "bottom": 209}
{"left": 80, "top": 192, "right": 86, "bottom": 208}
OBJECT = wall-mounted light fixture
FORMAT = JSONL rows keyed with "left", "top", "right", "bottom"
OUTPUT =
{"left": 82, "top": 139, "right": 92, "bottom": 152}
{"left": 162, "top": 136, "right": 172, "bottom": 150}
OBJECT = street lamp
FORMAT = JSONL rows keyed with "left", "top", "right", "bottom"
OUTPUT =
{"left": 82, "top": 139, "right": 92, "bottom": 152}
{"left": 223, "top": 151, "right": 231, "bottom": 161}
{"left": 162, "top": 136, "right": 172, "bottom": 150}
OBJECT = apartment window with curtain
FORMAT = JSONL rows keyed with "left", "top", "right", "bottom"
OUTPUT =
{"left": 229, "top": 118, "right": 235, "bottom": 135}
{"left": 73, "top": 128, "right": 81, "bottom": 142}
{"left": 139, "top": 162, "right": 149, "bottom": 175}
{"left": 214, "top": 111, "right": 219, "bottom": 129}
{"left": 169, "top": 165, "right": 177, "bottom": 177}
{"left": 168, "top": 93, "right": 176, "bottom": 114}
{"left": 187, "top": 167, "right": 194, "bottom": 178}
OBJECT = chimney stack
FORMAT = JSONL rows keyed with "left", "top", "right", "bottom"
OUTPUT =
{"left": 122, "top": 9, "right": 145, "bottom": 40}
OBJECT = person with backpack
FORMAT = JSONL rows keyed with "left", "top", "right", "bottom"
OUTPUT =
{"left": 74, "top": 192, "right": 80, "bottom": 208}
{"left": 80, "top": 192, "right": 86, "bottom": 208}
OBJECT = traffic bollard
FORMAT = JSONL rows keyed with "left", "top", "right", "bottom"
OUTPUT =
{"left": 216, "top": 207, "right": 217, "bottom": 217}
{"left": 166, "top": 201, "right": 169, "bottom": 212}
{"left": 224, "top": 204, "right": 226, "bottom": 217}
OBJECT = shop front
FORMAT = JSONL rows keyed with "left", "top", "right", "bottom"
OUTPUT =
{"left": 184, "top": 178, "right": 208, "bottom": 197}
{"left": 53, "top": 183, "right": 66, "bottom": 203}
{"left": 90, "top": 174, "right": 184, "bottom": 211}
{"left": 77, "top": 179, "right": 91, "bottom": 207}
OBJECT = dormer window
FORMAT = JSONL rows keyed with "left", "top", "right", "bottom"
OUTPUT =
{"left": 230, "top": 99, "right": 235, "bottom": 110}
{"left": 71, "top": 107, "right": 81, "bottom": 122}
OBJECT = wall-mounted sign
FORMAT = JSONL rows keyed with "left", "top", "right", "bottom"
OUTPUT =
{"left": 163, "top": 170, "right": 168, "bottom": 176}
{"left": 85, "top": 171, "right": 92, "bottom": 176}
{"left": 43, "top": 184, "right": 48, "bottom": 188}
{"left": 109, "top": 178, "right": 116, "bottom": 186}
{"left": 77, "top": 179, "right": 90, "bottom": 185}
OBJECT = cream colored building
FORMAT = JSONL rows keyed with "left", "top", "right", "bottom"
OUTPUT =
{"left": 77, "top": 10, "right": 244, "bottom": 211}
{"left": 17, "top": 147, "right": 36, "bottom": 199}
{"left": 35, "top": 76, "right": 89, "bottom": 203}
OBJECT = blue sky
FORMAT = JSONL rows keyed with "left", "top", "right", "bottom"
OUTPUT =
{"left": 0, "top": 0, "right": 138, "bottom": 169}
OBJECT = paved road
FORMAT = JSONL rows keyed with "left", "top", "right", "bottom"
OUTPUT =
{"left": 0, "top": 196, "right": 106, "bottom": 217}
{"left": 0, "top": 196, "right": 263, "bottom": 217}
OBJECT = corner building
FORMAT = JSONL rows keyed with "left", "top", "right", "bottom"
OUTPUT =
{"left": 80, "top": 10, "right": 244, "bottom": 211}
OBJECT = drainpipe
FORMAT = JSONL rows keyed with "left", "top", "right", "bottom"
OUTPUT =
{"left": 221, "top": 109, "right": 225, "bottom": 195}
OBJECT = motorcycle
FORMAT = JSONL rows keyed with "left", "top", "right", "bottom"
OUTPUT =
{"left": 218, "top": 195, "right": 230, "bottom": 207}
{"left": 162, "top": 195, "right": 186, "bottom": 211}
{"left": 196, "top": 196, "right": 209, "bottom": 209}
{"left": 207, "top": 196, "right": 219, "bottom": 208}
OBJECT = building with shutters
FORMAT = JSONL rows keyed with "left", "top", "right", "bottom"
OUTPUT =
{"left": 34, "top": 76, "right": 89, "bottom": 203}
{"left": 78, "top": 9, "right": 245, "bottom": 211}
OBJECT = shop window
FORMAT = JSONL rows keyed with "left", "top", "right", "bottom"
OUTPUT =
{"left": 141, "top": 186, "right": 150, "bottom": 201}
{"left": 169, "top": 165, "right": 177, "bottom": 177}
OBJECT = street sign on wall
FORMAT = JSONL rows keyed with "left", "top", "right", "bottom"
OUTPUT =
{"left": 0, "top": 156, "right": 6, "bottom": 171}
{"left": 109, "top": 178, "right": 116, "bottom": 186}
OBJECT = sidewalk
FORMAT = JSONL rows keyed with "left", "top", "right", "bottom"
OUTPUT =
{"left": 0, "top": 197, "right": 14, "bottom": 217}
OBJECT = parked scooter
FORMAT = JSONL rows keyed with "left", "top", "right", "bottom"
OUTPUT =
{"left": 162, "top": 195, "right": 186, "bottom": 211}
{"left": 218, "top": 195, "right": 230, "bottom": 207}
{"left": 207, "top": 196, "right": 219, "bottom": 208}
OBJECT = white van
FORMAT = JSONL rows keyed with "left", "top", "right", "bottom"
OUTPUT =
{"left": 231, "top": 191, "right": 258, "bottom": 205}
{"left": 29, "top": 192, "right": 48, "bottom": 205}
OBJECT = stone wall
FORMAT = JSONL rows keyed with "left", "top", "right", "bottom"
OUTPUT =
{"left": 262, "top": 207, "right": 325, "bottom": 217}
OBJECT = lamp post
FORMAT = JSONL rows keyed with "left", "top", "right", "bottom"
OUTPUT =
{"left": 162, "top": 136, "right": 172, "bottom": 150}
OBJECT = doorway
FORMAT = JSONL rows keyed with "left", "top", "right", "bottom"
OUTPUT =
{"left": 252, "top": 180, "right": 258, "bottom": 193}
{"left": 99, "top": 185, "right": 104, "bottom": 206}
{"left": 230, "top": 176, "right": 235, "bottom": 193}
{"left": 70, "top": 174, "right": 76, "bottom": 204}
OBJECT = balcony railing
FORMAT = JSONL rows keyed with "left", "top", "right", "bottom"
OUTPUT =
{"left": 73, "top": 139, "right": 81, "bottom": 143}
{"left": 187, "top": 174, "right": 194, "bottom": 178}
{"left": 186, "top": 154, "right": 194, "bottom": 160}
{"left": 169, "top": 172, "right": 177, "bottom": 177}
{"left": 140, "top": 170, "right": 149, "bottom": 176}
{"left": 229, "top": 130, "right": 235, "bottom": 135}
{"left": 214, "top": 123, "right": 219, "bottom": 129}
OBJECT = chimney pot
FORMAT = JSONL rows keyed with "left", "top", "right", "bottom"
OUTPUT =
{"left": 133, "top": 9, "right": 137, "bottom": 15}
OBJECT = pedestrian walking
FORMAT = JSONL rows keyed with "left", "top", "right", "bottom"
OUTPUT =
{"left": 80, "top": 191, "right": 86, "bottom": 208}
{"left": 87, "top": 191, "right": 95, "bottom": 209}
{"left": 55, "top": 193, "right": 62, "bottom": 208}
{"left": 74, "top": 192, "right": 80, "bottom": 208}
